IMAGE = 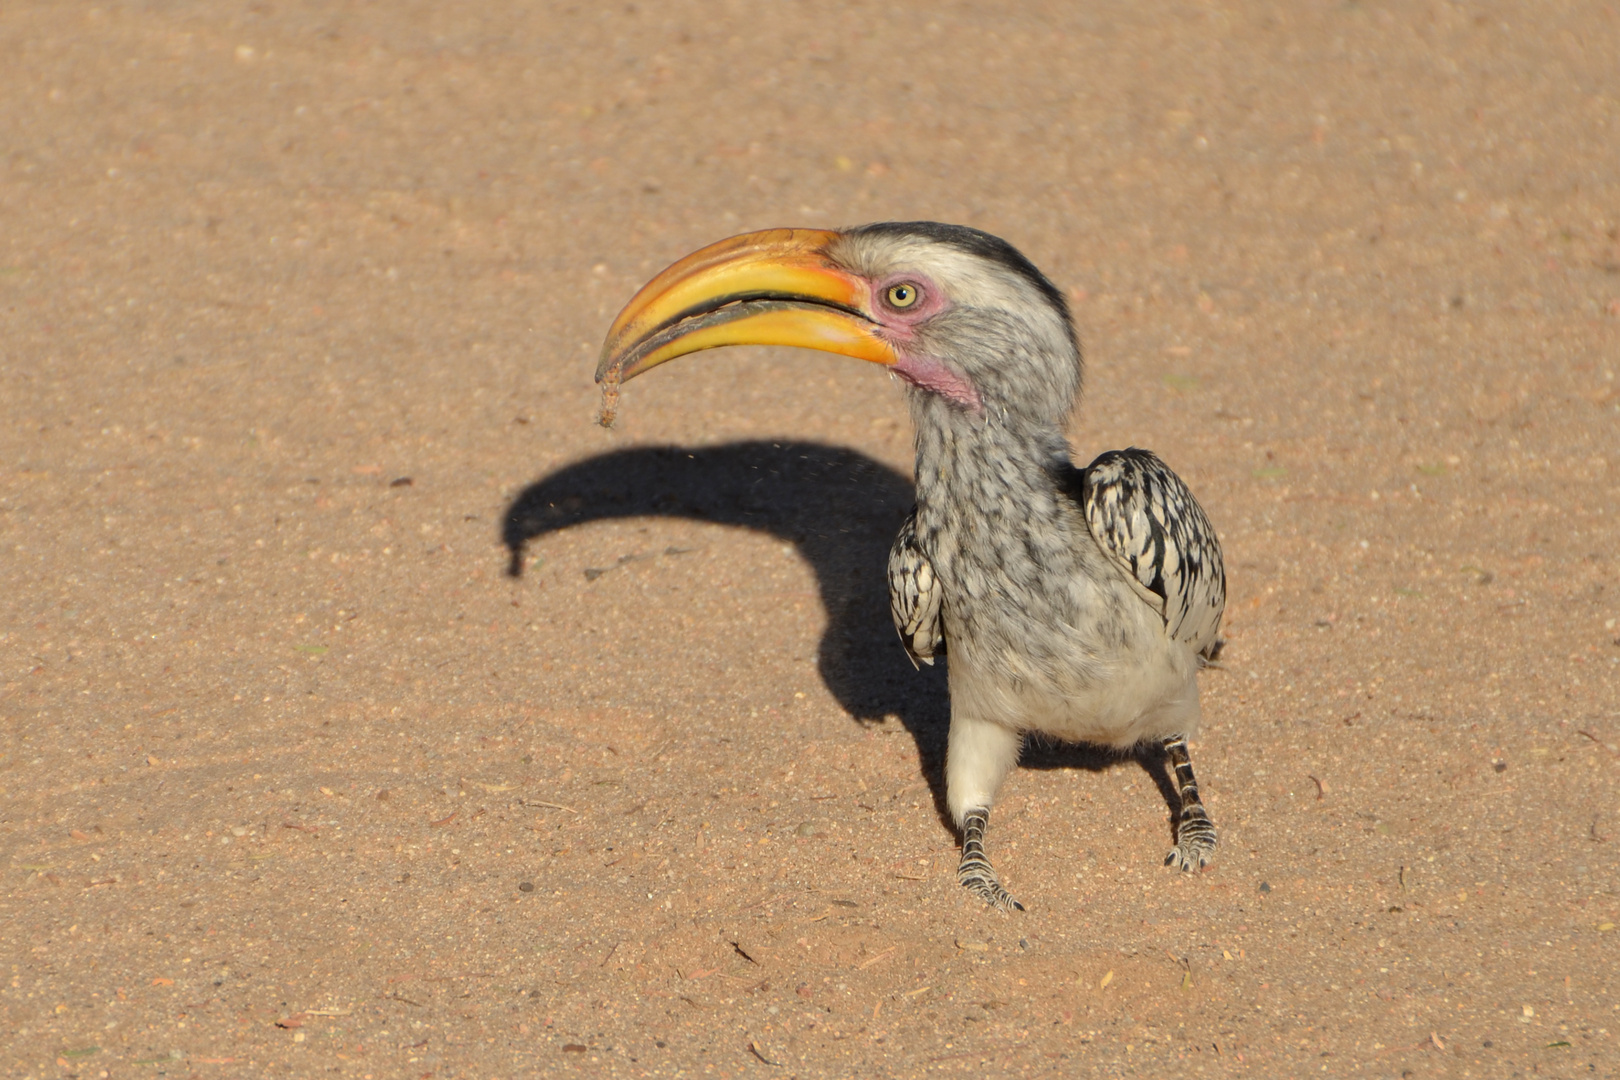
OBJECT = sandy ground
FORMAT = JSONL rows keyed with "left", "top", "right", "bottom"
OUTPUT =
{"left": 3, "top": 2, "right": 1619, "bottom": 1077}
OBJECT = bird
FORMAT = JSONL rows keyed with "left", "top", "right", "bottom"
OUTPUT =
{"left": 595, "top": 222, "right": 1226, "bottom": 911}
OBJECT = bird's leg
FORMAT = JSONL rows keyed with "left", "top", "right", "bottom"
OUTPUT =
{"left": 1162, "top": 735, "right": 1217, "bottom": 871}
{"left": 946, "top": 714, "right": 1023, "bottom": 911}
{"left": 958, "top": 808, "right": 1023, "bottom": 912}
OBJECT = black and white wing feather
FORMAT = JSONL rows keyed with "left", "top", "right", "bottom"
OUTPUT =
{"left": 888, "top": 506, "right": 945, "bottom": 668}
{"left": 1079, "top": 448, "right": 1226, "bottom": 659}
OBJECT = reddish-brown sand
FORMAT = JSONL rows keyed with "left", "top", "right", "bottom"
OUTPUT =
{"left": 4, "top": 3, "right": 1618, "bottom": 1077}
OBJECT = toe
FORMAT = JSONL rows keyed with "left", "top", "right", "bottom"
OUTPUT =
{"left": 960, "top": 874, "right": 1021, "bottom": 912}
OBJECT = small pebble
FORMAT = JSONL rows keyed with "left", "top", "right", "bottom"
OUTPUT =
{"left": 518, "top": 881, "right": 535, "bottom": 893}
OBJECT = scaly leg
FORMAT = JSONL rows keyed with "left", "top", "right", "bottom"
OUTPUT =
{"left": 958, "top": 807, "right": 1023, "bottom": 911}
{"left": 1163, "top": 734, "right": 1217, "bottom": 872}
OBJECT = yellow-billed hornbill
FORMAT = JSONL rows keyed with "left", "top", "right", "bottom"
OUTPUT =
{"left": 596, "top": 223, "right": 1226, "bottom": 910}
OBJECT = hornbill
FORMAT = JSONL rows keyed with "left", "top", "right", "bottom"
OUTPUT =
{"left": 595, "top": 222, "right": 1226, "bottom": 911}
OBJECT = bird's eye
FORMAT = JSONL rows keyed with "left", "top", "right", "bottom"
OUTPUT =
{"left": 885, "top": 282, "right": 921, "bottom": 309}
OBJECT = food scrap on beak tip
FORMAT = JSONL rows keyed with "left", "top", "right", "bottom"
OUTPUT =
{"left": 595, "top": 367, "right": 622, "bottom": 430}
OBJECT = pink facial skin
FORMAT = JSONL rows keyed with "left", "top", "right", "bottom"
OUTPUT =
{"left": 891, "top": 354, "right": 983, "bottom": 412}
{"left": 865, "top": 273, "right": 984, "bottom": 414}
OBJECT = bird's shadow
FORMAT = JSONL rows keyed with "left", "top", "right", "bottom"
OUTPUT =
{"left": 503, "top": 439, "right": 1179, "bottom": 837}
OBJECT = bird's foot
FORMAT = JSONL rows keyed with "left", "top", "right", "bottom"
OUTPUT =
{"left": 958, "top": 864, "right": 1024, "bottom": 911}
{"left": 1165, "top": 808, "right": 1217, "bottom": 872}
{"left": 1161, "top": 734, "right": 1217, "bottom": 872}
{"left": 958, "top": 807, "right": 1024, "bottom": 912}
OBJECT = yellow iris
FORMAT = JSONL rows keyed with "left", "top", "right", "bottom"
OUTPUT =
{"left": 886, "top": 282, "right": 920, "bottom": 308}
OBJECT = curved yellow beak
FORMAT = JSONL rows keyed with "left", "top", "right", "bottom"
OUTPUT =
{"left": 595, "top": 228, "right": 899, "bottom": 384}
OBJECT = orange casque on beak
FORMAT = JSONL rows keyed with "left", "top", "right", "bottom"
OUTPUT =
{"left": 595, "top": 228, "right": 899, "bottom": 384}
